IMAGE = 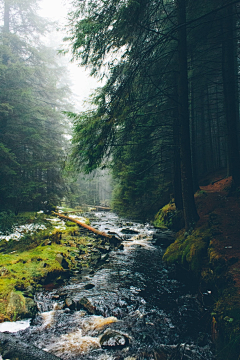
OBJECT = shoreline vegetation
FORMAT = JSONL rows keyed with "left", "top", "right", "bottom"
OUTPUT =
{"left": 0, "top": 209, "right": 121, "bottom": 323}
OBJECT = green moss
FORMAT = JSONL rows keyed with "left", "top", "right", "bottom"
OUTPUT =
{"left": 85, "top": 218, "right": 91, "bottom": 226}
{"left": 163, "top": 225, "right": 212, "bottom": 275}
{"left": 0, "top": 226, "right": 84, "bottom": 320}
{"left": 153, "top": 202, "right": 184, "bottom": 231}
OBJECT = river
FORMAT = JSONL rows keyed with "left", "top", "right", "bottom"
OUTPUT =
{"left": 1, "top": 211, "right": 216, "bottom": 360}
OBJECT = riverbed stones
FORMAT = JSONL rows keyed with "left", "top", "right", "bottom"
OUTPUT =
{"left": 100, "top": 329, "right": 129, "bottom": 349}
{"left": 77, "top": 297, "right": 96, "bottom": 314}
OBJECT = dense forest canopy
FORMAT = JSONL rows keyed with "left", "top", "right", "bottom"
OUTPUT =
{"left": 66, "top": 0, "right": 240, "bottom": 227}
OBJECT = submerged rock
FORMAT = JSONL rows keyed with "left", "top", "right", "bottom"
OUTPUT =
{"left": 100, "top": 329, "right": 129, "bottom": 349}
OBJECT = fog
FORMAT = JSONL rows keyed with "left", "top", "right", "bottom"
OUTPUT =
{"left": 39, "top": 0, "right": 99, "bottom": 111}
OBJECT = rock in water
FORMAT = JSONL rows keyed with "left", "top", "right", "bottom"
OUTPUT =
{"left": 100, "top": 329, "right": 129, "bottom": 349}
{"left": 0, "top": 332, "right": 61, "bottom": 359}
{"left": 76, "top": 297, "right": 96, "bottom": 314}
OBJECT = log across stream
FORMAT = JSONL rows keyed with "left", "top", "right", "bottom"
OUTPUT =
{"left": 0, "top": 211, "right": 216, "bottom": 360}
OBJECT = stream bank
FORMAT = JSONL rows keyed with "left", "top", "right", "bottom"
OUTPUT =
{"left": 0, "top": 210, "right": 122, "bottom": 323}
{"left": 158, "top": 177, "right": 240, "bottom": 360}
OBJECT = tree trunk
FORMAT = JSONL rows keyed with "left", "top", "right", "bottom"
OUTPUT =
{"left": 222, "top": 3, "right": 240, "bottom": 187}
{"left": 176, "top": 0, "right": 199, "bottom": 230}
{"left": 173, "top": 76, "right": 183, "bottom": 211}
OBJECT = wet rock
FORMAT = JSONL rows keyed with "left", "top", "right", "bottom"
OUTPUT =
{"left": 76, "top": 297, "right": 96, "bottom": 314}
{"left": 100, "top": 329, "right": 129, "bottom": 349}
{"left": 84, "top": 283, "right": 95, "bottom": 290}
{"left": 101, "top": 253, "right": 109, "bottom": 262}
{"left": 121, "top": 228, "right": 139, "bottom": 235}
{"left": 97, "top": 245, "right": 110, "bottom": 253}
{"left": 52, "top": 294, "right": 60, "bottom": 299}
{"left": 65, "top": 297, "right": 75, "bottom": 310}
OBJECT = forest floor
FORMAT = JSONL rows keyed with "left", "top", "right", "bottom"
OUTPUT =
{"left": 197, "top": 175, "right": 240, "bottom": 291}
{"left": 194, "top": 174, "right": 240, "bottom": 360}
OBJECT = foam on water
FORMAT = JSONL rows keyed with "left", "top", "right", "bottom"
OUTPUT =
{"left": 41, "top": 303, "right": 58, "bottom": 328}
{"left": 0, "top": 318, "right": 31, "bottom": 332}
{"left": 81, "top": 315, "right": 118, "bottom": 331}
{"left": 45, "top": 329, "right": 100, "bottom": 357}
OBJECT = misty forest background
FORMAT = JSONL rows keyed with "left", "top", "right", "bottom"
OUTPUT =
{"left": 1, "top": 0, "right": 240, "bottom": 230}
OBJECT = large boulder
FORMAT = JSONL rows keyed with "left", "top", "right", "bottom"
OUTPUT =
{"left": 6, "top": 291, "right": 37, "bottom": 320}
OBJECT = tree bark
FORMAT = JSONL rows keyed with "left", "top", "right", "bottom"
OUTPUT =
{"left": 176, "top": 0, "right": 199, "bottom": 229}
{"left": 222, "top": 3, "right": 240, "bottom": 187}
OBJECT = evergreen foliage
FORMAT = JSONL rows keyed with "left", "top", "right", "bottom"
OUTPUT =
{"left": 0, "top": 0, "right": 71, "bottom": 213}
{"left": 67, "top": 0, "right": 240, "bottom": 225}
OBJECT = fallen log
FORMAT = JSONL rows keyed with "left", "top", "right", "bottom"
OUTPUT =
{"left": 53, "top": 212, "right": 121, "bottom": 240}
{"left": 0, "top": 332, "right": 61, "bottom": 360}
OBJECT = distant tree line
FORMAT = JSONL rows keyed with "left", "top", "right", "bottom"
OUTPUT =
{"left": 0, "top": 0, "right": 73, "bottom": 214}
{"left": 67, "top": 0, "right": 240, "bottom": 228}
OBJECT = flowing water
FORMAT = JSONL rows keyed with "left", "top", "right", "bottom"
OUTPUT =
{"left": 3, "top": 212, "right": 216, "bottom": 360}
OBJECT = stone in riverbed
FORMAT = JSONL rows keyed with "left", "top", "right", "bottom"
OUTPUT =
{"left": 76, "top": 297, "right": 96, "bottom": 314}
{"left": 65, "top": 297, "right": 75, "bottom": 310}
{"left": 100, "top": 329, "right": 129, "bottom": 349}
{"left": 84, "top": 283, "right": 95, "bottom": 290}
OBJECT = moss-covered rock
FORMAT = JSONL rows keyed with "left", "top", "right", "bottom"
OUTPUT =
{"left": 163, "top": 225, "right": 212, "bottom": 275}
{"left": 153, "top": 203, "right": 184, "bottom": 231}
{"left": 6, "top": 291, "right": 37, "bottom": 321}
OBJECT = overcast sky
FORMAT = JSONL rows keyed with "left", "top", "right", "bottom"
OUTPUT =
{"left": 38, "top": 0, "right": 100, "bottom": 111}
